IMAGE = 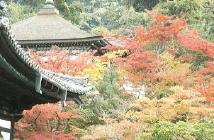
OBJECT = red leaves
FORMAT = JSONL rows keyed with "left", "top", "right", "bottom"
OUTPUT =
{"left": 19, "top": 131, "right": 77, "bottom": 140}
{"left": 150, "top": 18, "right": 186, "bottom": 43}
{"left": 179, "top": 55, "right": 194, "bottom": 63}
{"left": 103, "top": 11, "right": 187, "bottom": 84}
{"left": 195, "top": 76, "right": 214, "bottom": 102}
{"left": 177, "top": 33, "right": 214, "bottom": 58}
{"left": 144, "top": 10, "right": 186, "bottom": 44}
{"left": 103, "top": 45, "right": 122, "bottom": 51}
{"left": 145, "top": 9, "right": 171, "bottom": 23}
{"left": 144, "top": 10, "right": 214, "bottom": 59}
{"left": 30, "top": 47, "right": 93, "bottom": 75}
{"left": 177, "top": 32, "right": 214, "bottom": 101}
{"left": 104, "top": 11, "right": 213, "bottom": 103}
{"left": 19, "top": 103, "right": 80, "bottom": 127}
{"left": 122, "top": 51, "right": 158, "bottom": 82}
{"left": 197, "top": 62, "right": 214, "bottom": 75}
{"left": 16, "top": 103, "right": 82, "bottom": 140}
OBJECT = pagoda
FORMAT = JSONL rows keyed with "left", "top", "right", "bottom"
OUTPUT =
{"left": 0, "top": 1, "right": 92, "bottom": 139}
{"left": 11, "top": 0, "right": 108, "bottom": 54}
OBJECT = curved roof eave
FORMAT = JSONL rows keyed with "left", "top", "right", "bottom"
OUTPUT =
{"left": 17, "top": 36, "right": 104, "bottom": 44}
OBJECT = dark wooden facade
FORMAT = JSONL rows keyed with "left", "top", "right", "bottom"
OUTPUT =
{"left": 19, "top": 38, "right": 108, "bottom": 54}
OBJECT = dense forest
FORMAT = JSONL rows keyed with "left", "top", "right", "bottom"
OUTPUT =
{"left": 3, "top": 0, "right": 214, "bottom": 139}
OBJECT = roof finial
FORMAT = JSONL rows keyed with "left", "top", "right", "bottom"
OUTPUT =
{"left": 39, "top": 0, "right": 59, "bottom": 15}
{"left": 44, "top": 0, "right": 55, "bottom": 8}
{"left": 45, "top": 0, "right": 54, "bottom": 5}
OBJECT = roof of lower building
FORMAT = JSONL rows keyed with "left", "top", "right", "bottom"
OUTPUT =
{"left": 11, "top": 0, "right": 102, "bottom": 42}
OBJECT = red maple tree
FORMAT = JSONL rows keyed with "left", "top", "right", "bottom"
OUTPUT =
{"left": 177, "top": 32, "right": 214, "bottom": 58}
{"left": 16, "top": 102, "right": 82, "bottom": 140}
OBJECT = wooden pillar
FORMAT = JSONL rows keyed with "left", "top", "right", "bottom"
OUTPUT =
{"left": 10, "top": 118, "right": 14, "bottom": 140}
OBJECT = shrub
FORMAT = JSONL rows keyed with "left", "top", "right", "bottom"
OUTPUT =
{"left": 15, "top": 103, "right": 82, "bottom": 140}
{"left": 193, "top": 119, "right": 214, "bottom": 140}
{"left": 152, "top": 121, "right": 175, "bottom": 140}
{"left": 136, "top": 120, "right": 214, "bottom": 140}
{"left": 80, "top": 65, "right": 127, "bottom": 125}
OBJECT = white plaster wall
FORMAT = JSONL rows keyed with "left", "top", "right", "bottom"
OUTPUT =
{"left": 0, "top": 119, "right": 11, "bottom": 140}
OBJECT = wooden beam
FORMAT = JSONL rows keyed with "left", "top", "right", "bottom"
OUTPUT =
{"left": 0, "top": 126, "right": 11, "bottom": 133}
{"left": 10, "top": 119, "right": 15, "bottom": 140}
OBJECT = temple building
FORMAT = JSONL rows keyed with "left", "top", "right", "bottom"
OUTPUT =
{"left": 0, "top": 1, "right": 92, "bottom": 139}
{"left": 11, "top": 0, "right": 108, "bottom": 54}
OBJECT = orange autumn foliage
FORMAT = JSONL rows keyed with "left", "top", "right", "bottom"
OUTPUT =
{"left": 16, "top": 102, "right": 82, "bottom": 140}
{"left": 194, "top": 62, "right": 214, "bottom": 101}
{"left": 30, "top": 47, "right": 93, "bottom": 75}
{"left": 197, "top": 62, "right": 214, "bottom": 75}
{"left": 194, "top": 76, "right": 214, "bottom": 102}
{"left": 104, "top": 11, "right": 213, "bottom": 101}
{"left": 103, "top": 11, "right": 187, "bottom": 84}
{"left": 129, "top": 9, "right": 186, "bottom": 49}
{"left": 177, "top": 33, "right": 214, "bottom": 58}
{"left": 117, "top": 51, "right": 158, "bottom": 83}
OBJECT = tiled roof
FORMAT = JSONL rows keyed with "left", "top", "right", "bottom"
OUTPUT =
{"left": 0, "top": 1, "right": 93, "bottom": 106}
{"left": 11, "top": 1, "right": 102, "bottom": 42}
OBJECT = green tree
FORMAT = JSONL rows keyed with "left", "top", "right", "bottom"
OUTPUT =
{"left": 6, "top": 0, "right": 83, "bottom": 24}
{"left": 192, "top": 0, "right": 214, "bottom": 41}
{"left": 80, "top": 0, "right": 150, "bottom": 34}
{"left": 154, "top": 0, "right": 214, "bottom": 41}
{"left": 7, "top": 2, "right": 35, "bottom": 23}
{"left": 80, "top": 66, "right": 128, "bottom": 125}
{"left": 125, "top": 0, "right": 159, "bottom": 11}
{"left": 154, "top": 0, "right": 201, "bottom": 21}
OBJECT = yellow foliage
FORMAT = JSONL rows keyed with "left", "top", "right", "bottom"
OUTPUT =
{"left": 151, "top": 52, "right": 192, "bottom": 95}
{"left": 82, "top": 61, "right": 107, "bottom": 81}
{"left": 126, "top": 86, "right": 214, "bottom": 123}
{"left": 170, "top": 86, "right": 200, "bottom": 100}
{"left": 158, "top": 52, "right": 191, "bottom": 84}
{"left": 81, "top": 120, "right": 142, "bottom": 140}
{"left": 80, "top": 52, "right": 127, "bottom": 82}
